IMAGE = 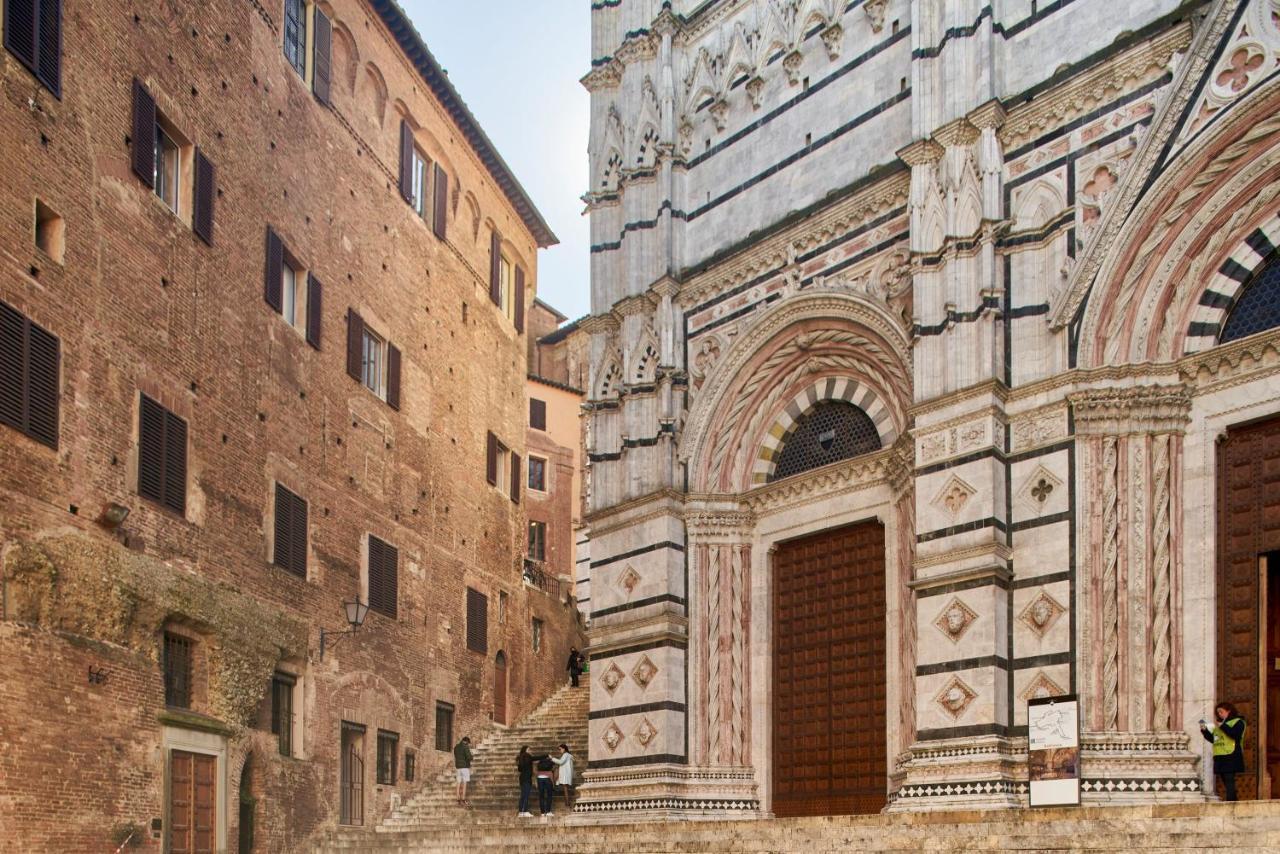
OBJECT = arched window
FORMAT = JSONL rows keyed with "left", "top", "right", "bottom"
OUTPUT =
{"left": 770, "top": 401, "right": 882, "bottom": 482}
{"left": 1221, "top": 253, "right": 1280, "bottom": 344}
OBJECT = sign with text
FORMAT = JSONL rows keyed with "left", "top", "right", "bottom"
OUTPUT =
{"left": 1027, "top": 694, "right": 1080, "bottom": 807}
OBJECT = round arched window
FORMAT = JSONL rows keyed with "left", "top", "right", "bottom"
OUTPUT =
{"left": 1221, "top": 252, "right": 1280, "bottom": 344}
{"left": 769, "top": 401, "right": 882, "bottom": 482}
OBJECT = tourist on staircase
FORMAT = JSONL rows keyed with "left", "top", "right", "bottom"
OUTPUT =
{"left": 551, "top": 743, "right": 576, "bottom": 811}
{"left": 515, "top": 745, "right": 548, "bottom": 818}
{"left": 567, "top": 646, "right": 584, "bottom": 687}
{"left": 535, "top": 753, "right": 557, "bottom": 819}
{"left": 453, "top": 736, "right": 473, "bottom": 806}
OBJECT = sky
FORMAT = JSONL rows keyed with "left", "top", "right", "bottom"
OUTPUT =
{"left": 401, "top": 1, "right": 592, "bottom": 321}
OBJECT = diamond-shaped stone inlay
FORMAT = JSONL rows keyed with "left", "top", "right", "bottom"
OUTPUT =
{"left": 1020, "top": 670, "right": 1066, "bottom": 702}
{"left": 602, "top": 721, "right": 625, "bottom": 753}
{"left": 934, "top": 676, "right": 978, "bottom": 720}
{"left": 618, "top": 565, "right": 641, "bottom": 597}
{"left": 634, "top": 716, "right": 658, "bottom": 747}
{"left": 931, "top": 474, "right": 977, "bottom": 520}
{"left": 631, "top": 655, "right": 658, "bottom": 689}
{"left": 934, "top": 597, "right": 978, "bottom": 643}
{"left": 1016, "top": 464, "right": 1063, "bottom": 516}
{"left": 1019, "top": 589, "right": 1066, "bottom": 639}
{"left": 600, "top": 662, "right": 626, "bottom": 695}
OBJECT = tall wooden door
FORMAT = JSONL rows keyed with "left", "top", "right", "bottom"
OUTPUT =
{"left": 169, "top": 750, "right": 216, "bottom": 854}
{"left": 772, "top": 520, "right": 886, "bottom": 816}
{"left": 494, "top": 651, "right": 508, "bottom": 725}
{"left": 1218, "top": 415, "right": 1280, "bottom": 800}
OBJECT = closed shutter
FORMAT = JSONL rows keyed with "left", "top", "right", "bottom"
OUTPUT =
{"left": 193, "top": 149, "right": 215, "bottom": 246}
{"left": 312, "top": 6, "right": 332, "bottom": 106}
{"left": 486, "top": 431, "right": 498, "bottom": 485}
{"left": 264, "top": 227, "right": 283, "bottom": 311}
{"left": 432, "top": 163, "right": 448, "bottom": 240}
{"left": 489, "top": 231, "right": 501, "bottom": 305}
{"left": 466, "top": 588, "right": 488, "bottom": 653}
{"left": 273, "top": 483, "right": 307, "bottom": 577}
{"left": 4, "top": 0, "right": 59, "bottom": 96}
{"left": 510, "top": 453, "right": 521, "bottom": 504}
{"left": 386, "top": 344, "right": 401, "bottom": 410}
{"left": 514, "top": 266, "right": 525, "bottom": 333}
{"left": 529, "top": 398, "right": 546, "bottom": 431}
{"left": 35, "top": 0, "right": 59, "bottom": 95}
{"left": 398, "top": 120, "right": 414, "bottom": 203}
{"left": 368, "top": 535, "right": 398, "bottom": 619}
{"left": 306, "top": 273, "right": 322, "bottom": 349}
{"left": 0, "top": 301, "right": 23, "bottom": 435}
{"left": 132, "top": 79, "right": 156, "bottom": 187}
{"left": 346, "top": 309, "right": 364, "bottom": 381}
{"left": 0, "top": 300, "right": 59, "bottom": 450}
{"left": 138, "top": 395, "right": 186, "bottom": 514}
{"left": 4, "top": 0, "right": 37, "bottom": 73}
{"left": 162, "top": 408, "right": 187, "bottom": 514}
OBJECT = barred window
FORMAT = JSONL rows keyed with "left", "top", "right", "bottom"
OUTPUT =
{"left": 434, "top": 702, "right": 454, "bottom": 752}
{"left": 376, "top": 730, "right": 398, "bottom": 785}
{"left": 1221, "top": 254, "right": 1280, "bottom": 344}
{"left": 271, "top": 673, "right": 295, "bottom": 757}
{"left": 770, "top": 401, "right": 881, "bottom": 482}
{"left": 163, "top": 632, "right": 193, "bottom": 709}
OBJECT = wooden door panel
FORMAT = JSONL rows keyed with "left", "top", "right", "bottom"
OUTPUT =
{"left": 169, "top": 749, "right": 216, "bottom": 854}
{"left": 773, "top": 520, "right": 886, "bottom": 817}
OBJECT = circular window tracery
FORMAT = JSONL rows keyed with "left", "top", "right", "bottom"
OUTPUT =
{"left": 769, "top": 401, "right": 882, "bottom": 482}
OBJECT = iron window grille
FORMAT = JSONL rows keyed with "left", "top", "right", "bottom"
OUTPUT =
{"left": 163, "top": 632, "right": 194, "bottom": 709}
{"left": 271, "top": 673, "right": 295, "bottom": 757}
{"left": 376, "top": 730, "right": 398, "bottom": 785}
{"left": 770, "top": 401, "right": 881, "bottom": 482}
{"left": 404, "top": 749, "right": 416, "bottom": 782}
{"left": 339, "top": 722, "right": 365, "bottom": 826}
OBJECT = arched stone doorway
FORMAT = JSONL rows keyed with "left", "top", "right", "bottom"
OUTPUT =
{"left": 494, "top": 651, "right": 508, "bottom": 725}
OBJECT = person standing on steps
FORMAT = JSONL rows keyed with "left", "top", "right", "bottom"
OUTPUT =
{"left": 1200, "top": 702, "right": 1247, "bottom": 801}
{"left": 535, "top": 752, "right": 557, "bottom": 820}
{"left": 567, "top": 646, "right": 584, "bottom": 688}
{"left": 551, "top": 743, "right": 576, "bottom": 811}
{"left": 453, "top": 735, "right": 473, "bottom": 806}
{"left": 515, "top": 745, "right": 547, "bottom": 818}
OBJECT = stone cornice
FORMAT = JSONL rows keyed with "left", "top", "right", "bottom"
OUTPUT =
{"left": 612, "top": 293, "right": 658, "bottom": 318}
{"left": 584, "top": 489, "right": 685, "bottom": 535}
{"left": 742, "top": 447, "right": 896, "bottom": 515}
{"left": 581, "top": 59, "right": 623, "bottom": 92}
{"left": 684, "top": 507, "right": 756, "bottom": 541}
{"left": 910, "top": 563, "right": 1013, "bottom": 592}
{"left": 932, "top": 117, "right": 980, "bottom": 148}
{"left": 897, "top": 139, "right": 945, "bottom": 167}
{"left": 579, "top": 314, "right": 621, "bottom": 335}
{"left": 1068, "top": 384, "right": 1192, "bottom": 436}
{"left": 967, "top": 99, "right": 1006, "bottom": 131}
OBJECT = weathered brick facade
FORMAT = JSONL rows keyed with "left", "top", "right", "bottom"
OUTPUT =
{"left": 0, "top": 1, "right": 581, "bottom": 851}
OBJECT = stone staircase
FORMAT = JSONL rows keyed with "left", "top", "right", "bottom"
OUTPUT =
{"left": 317, "top": 801, "right": 1280, "bottom": 853}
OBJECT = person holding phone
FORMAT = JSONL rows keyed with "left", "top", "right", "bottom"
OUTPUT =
{"left": 1200, "top": 702, "right": 1246, "bottom": 801}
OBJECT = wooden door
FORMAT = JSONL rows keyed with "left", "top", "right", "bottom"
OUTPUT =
{"left": 1266, "top": 554, "right": 1280, "bottom": 798}
{"left": 494, "top": 651, "right": 508, "bottom": 725}
{"left": 1218, "top": 415, "right": 1280, "bottom": 800}
{"left": 169, "top": 750, "right": 216, "bottom": 854}
{"left": 772, "top": 520, "right": 886, "bottom": 817}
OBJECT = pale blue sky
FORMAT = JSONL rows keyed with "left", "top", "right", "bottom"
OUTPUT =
{"left": 401, "top": 1, "right": 591, "bottom": 321}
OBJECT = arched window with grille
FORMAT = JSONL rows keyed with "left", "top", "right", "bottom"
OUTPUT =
{"left": 769, "top": 401, "right": 882, "bottom": 482}
{"left": 1220, "top": 252, "right": 1280, "bottom": 344}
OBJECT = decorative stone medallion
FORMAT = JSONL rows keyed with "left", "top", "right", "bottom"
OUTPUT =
{"left": 602, "top": 722, "right": 625, "bottom": 753}
{"left": 1020, "top": 670, "right": 1067, "bottom": 702}
{"left": 618, "top": 565, "right": 641, "bottom": 597}
{"left": 631, "top": 655, "right": 658, "bottom": 689}
{"left": 634, "top": 717, "right": 658, "bottom": 748}
{"left": 1019, "top": 590, "right": 1066, "bottom": 639}
{"left": 1016, "top": 464, "right": 1064, "bottom": 517}
{"left": 931, "top": 474, "right": 977, "bottom": 520}
{"left": 934, "top": 676, "right": 978, "bottom": 720}
{"left": 601, "top": 662, "right": 626, "bottom": 695}
{"left": 934, "top": 597, "right": 979, "bottom": 643}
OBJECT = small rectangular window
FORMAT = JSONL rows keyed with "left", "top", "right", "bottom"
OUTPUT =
{"left": 138, "top": 394, "right": 187, "bottom": 515}
{"left": 34, "top": 199, "right": 64, "bottom": 264}
{"left": 528, "top": 521, "right": 547, "bottom": 562}
{"left": 435, "top": 702, "right": 454, "bottom": 752}
{"left": 532, "top": 618, "right": 544, "bottom": 653}
{"left": 527, "top": 456, "right": 546, "bottom": 492}
{"left": 498, "top": 590, "right": 508, "bottom": 625}
{"left": 403, "top": 749, "right": 415, "bottom": 782}
{"left": 376, "top": 730, "right": 398, "bottom": 785}
{"left": 498, "top": 256, "right": 514, "bottom": 321}
{"left": 0, "top": 299, "right": 60, "bottom": 449}
{"left": 529, "top": 398, "right": 547, "bottom": 431}
{"left": 284, "top": 0, "right": 306, "bottom": 77}
{"left": 367, "top": 535, "right": 399, "bottom": 619}
{"left": 271, "top": 672, "right": 296, "bottom": 757}
{"left": 410, "top": 147, "right": 430, "bottom": 222}
{"left": 163, "top": 632, "right": 194, "bottom": 709}
{"left": 466, "top": 587, "right": 488, "bottom": 654}
{"left": 362, "top": 328, "right": 385, "bottom": 397}
{"left": 154, "top": 125, "right": 181, "bottom": 212}
{"left": 281, "top": 263, "right": 300, "bottom": 327}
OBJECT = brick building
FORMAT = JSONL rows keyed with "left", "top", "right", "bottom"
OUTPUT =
{"left": 0, "top": 0, "right": 582, "bottom": 851}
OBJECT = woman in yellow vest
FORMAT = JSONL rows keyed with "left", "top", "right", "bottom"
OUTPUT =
{"left": 1199, "top": 702, "right": 1246, "bottom": 801}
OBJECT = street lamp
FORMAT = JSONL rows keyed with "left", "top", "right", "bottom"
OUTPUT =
{"left": 319, "top": 599, "right": 370, "bottom": 660}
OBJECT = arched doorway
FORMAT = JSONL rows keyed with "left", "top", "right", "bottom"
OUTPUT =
{"left": 494, "top": 651, "right": 508, "bottom": 725}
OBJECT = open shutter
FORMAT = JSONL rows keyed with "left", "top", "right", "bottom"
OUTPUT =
{"left": 163, "top": 408, "right": 187, "bottom": 514}
{"left": 485, "top": 431, "right": 498, "bottom": 485}
{"left": 489, "top": 231, "right": 501, "bottom": 305}
{"left": 346, "top": 309, "right": 364, "bottom": 381}
{"left": 514, "top": 266, "right": 525, "bottom": 333}
{"left": 193, "top": 149, "right": 215, "bottom": 246}
{"left": 274, "top": 483, "right": 293, "bottom": 573}
{"left": 138, "top": 396, "right": 166, "bottom": 505}
{"left": 131, "top": 79, "right": 156, "bottom": 187}
{"left": 291, "top": 492, "right": 307, "bottom": 576}
{"left": 306, "top": 273, "right": 322, "bottom": 349}
{"left": 510, "top": 453, "right": 521, "bottom": 504}
{"left": 264, "top": 227, "right": 283, "bottom": 311}
{"left": 312, "top": 6, "right": 332, "bottom": 105}
{"left": 367, "top": 537, "right": 384, "bottom": 614}
{"left": 0, "top": 302, "right": 25, "bottom": 434}
{"left": 36, "top": 0, "right": 60, "bottom": 95}
{"left": 432, "top": 163, "right": 448, "bottom": 240}
{"left": 386, "top": 343, "right": 401, "bottom": 410}
{"left": 398, "top": 120, "right": 414, "bottom": 203}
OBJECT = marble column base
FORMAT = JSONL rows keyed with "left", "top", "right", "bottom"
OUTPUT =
{"left": 569, "top": 764, "right": 761, "bottom": 824}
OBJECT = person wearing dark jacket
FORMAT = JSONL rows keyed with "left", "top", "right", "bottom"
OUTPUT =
{"left": 1200, "top": 701, "right": 1246, "bottom": 801}
{"left": 567, "top": 647, "right": 584, "bottom": 687}
{"left": 535, "top": 753, "right": 557, "bottom": 818}
{"left": 515, "top": 746, "right": 547, "bottom": 818}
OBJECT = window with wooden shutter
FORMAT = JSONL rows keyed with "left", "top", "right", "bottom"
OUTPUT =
{"left": 398, "top": 120, "right": 414, "bottom": 203}
{"left": 265, "top": 227, "right": 284, "bottom": 311}
{"left": 193, "top": 149, "right": 215, "bottom": 246}
{"left": 489, "top": 231, "right": 501, "bottom": 305}
{"left": 138, "top": 394, "right": 186, "bottom": 515}
{"left": 510, "top": 452, "right": 521, "bottom": 504}
{"left": 367, "top": 535, "right": 398, "bottom": 619}
{"left": 0, "top": 300, "right": 59, "bottom": 449}
{"left": 432, "top": 163, "right": 448, "bottom": 240}
{"left": 132, "top": 79, "right": 157, "bottom": 187}
{"left": 312, "top": 6, "right": 332, "bottom": 105}
{"left": 305, "top": 273, "right": 323, "bottom": 349}
{"left": 4, "top": 0, "right": 60, "bottom": 96}
{"left": 346, "top": 309, "right": 364, "bottom": 381}
{"left": 485, "top": 431, "right": 498, "bottom": 485}
{"left": 273, "top": 483, "right": 308, "bottom": 578}
{"left": 466, "top": 587, "right": 488, "bottom": 653}
{"left": 386, "top": 344, "right": 401, "bottom": 411}
{"left": 529, "top": 398, "right": 547, "bottom": 431}
{"left": 514, "top": 266, "right": 525, "bottom": 333}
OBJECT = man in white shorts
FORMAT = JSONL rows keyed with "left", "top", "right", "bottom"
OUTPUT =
{"left": 453, "top": 736, "right": 473, "bottom": 805}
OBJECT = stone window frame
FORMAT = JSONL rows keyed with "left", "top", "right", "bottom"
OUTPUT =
{"left": 527, "top": 454, "right": 548, "bottom": 493}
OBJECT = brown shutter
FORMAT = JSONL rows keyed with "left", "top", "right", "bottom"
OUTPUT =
{"left": 466, "top": 588, "right": 488, "bottom": 653}
{"left": 398, "top": 120, "right": 414, "bottom": 203}
{"left": 138, "top": 395, "right": 166, "bottom": 505}
{"left": 386, "top": 343, "right": 401, "bottom": 410}
{"left": 312, "top": 6, "right": 332, "bottom": 106}
{"left": 273, "top": 482, "right": 293, "bottom": 573}
{"left": 514, "top": 266, "right": 525, "bottom": 333}
{"left": 0, "top": 302, "right": 24, "bottom": 434}
{"left": 291, "top": 491, "right": 307, "bottom": 576}
{"left": 529, "top": 398, "right": 546, "bottom": 431}
{"left": 163, "top": 408, "right": 187, "bottom": 514}
{"left": 485, "top": 431, "right": 498, "bottom": 485}
{"left": 432, "top": 163, "right": 448, "bottom": 240}
{"left": 264, "top": 227, "right": 283, "bottom": 311}
{"left": 510, "top": 452, "right": 521, "bottom": 504}
{"left": 37, "top": 0, "right": 61, "bottom": 95}
{"left": 346, "top": 309, "right": 364, "bottom": 381}
{"left": 305, "top": 273, "right": 322, "bottom": 349}
{"left": 131, "top": 79, "right": 156, "bottom": 187}
{"left": 193, "top": 149, "right": 215, "bottom": 245}
{"left": 489, "top": 231, "right": 501, "bottom": 305}
{"left": 25, "top": 318, "right": 59, "bottom": 449}
{"left": 5, "top": 0, "right": 37, "bottom": 73}
{"left": 368, "top": 536, "right": 398, "bottom": 618}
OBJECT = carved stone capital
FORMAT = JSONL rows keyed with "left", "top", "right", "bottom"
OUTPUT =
{"left": 581, "top": 60, "right": 624, "bottom": 92}
{"left": 897, "top": 138, "right": 945, "bottom": 167}
{"left": 1068, "top": 385, "right": 1192, "bottom": 436}
{"left": 966, "top": 100, "right": 1006, "bottom": 131}
{"left": 580, "top": 313, "right": 621, "bottom": 335}
{"left": 931, "top": 117, "right": 980, "bottom": 149}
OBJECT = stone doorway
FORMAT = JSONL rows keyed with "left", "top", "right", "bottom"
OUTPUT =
{"left": 1217, "top": 414, "right": 1280, "bottom": 800}
{"left": 772, "top": 519, "right": 887, "bottom": 817}
{"left": 169, "top": 749, "right": 216, "bottom": 854}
